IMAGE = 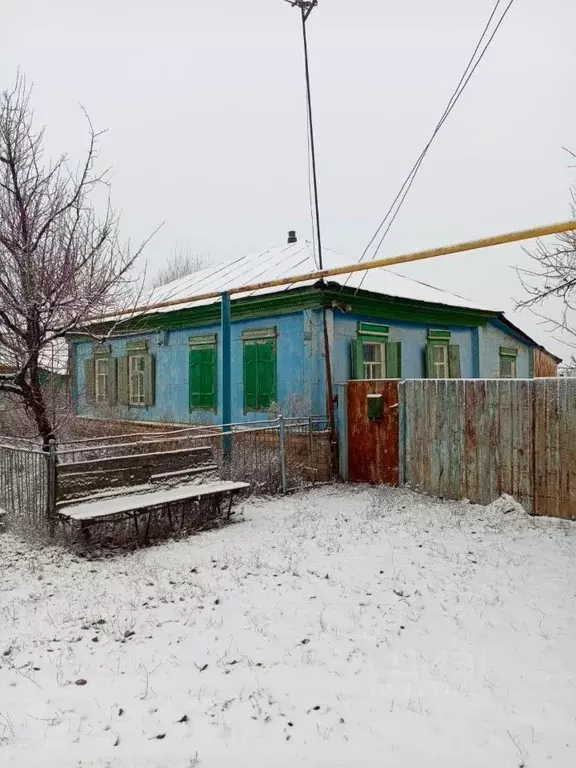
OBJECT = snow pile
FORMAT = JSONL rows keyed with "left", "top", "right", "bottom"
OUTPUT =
{"left": 0, "top": 485, "right": 575, "bottom": 767}
{"left": 487, "top": 493, "right": 530, "bottom": 518}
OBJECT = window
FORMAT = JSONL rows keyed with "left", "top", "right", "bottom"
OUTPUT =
{"left": 95, "top": 358, "right": 109, "bottom": 403}
{"left": 117, "top": 344, "right": 154, "bottom": 407}
{"left": 426, "top": 330, "right": 461, "bottom": 378}
{"left": 243, "top": 328, "right": 276, "bottom": 411}
{"left": 189, "top": 335, "right": 217, "bottom": 410}
{"left": 500, "top": 347, "right": 518, "bottom": 378}
{"left": 85, "top": 346, "right": 116, "bottom": 406}
{"left": 128, "top": 354, "right": 146, "bottom": 406}
{"left": 351, "top": 324, "right": 402, "bottom": 380}
{"left": 362, "top": 341, "right": 386, "bottom": 380}
{"left": 431, "top": 343, "right": 449, "bottom": 378}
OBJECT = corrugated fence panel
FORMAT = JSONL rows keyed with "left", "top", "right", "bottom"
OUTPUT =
{"left": 519, "top": 380, "right": 534, "bottom": 512}
{"left": 560, "top": 378, "right": 576, "bottom": 519}
{"left": 498, "top": 379, "right": 512, "bottom": 497}
{"left": 487, "top": 380, "right": 501, "bottom": 503}
{"left": 349, "top": 378, "right": 574, "bottom": 519}
{"left": 428, "top": 380, "right": 441, "bottom": 496}
{"left": 475, "top": 381, "right": 492, "bottom": 505}
{"left": 445, "top": 380, "right": 462, "bottom": 500}
{"left": 464, "top": 381, "right": 479, "bottom": 503}
{"left": 545, "top": 379, "right": 561, "bottom": 518}
{"left": 397, "top": 378, "right": 575, "bottom": 518}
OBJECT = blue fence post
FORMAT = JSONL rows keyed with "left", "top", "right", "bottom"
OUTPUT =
{"left": 221, "top": 291, "right": 232, "bottom": 472}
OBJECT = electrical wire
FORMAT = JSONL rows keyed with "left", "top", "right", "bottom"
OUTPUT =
{"left": 351, "top": 0, "right": 516, "bottom": 291}
{"left": 369, "top": 0, "right": 515, "bottom": 260}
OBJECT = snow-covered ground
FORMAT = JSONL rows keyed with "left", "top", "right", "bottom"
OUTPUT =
{"left": 1, "top": 486, "right": 575, "bottom": 767}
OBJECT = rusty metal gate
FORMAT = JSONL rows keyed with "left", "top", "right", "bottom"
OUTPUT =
{"left": 346, "top": 380, "right": 400, "bottom": 485}
{"left": 346, "top": 378, "right": 576, "bottom": 519}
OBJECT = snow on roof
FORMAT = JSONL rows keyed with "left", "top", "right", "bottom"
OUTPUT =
{"left": 139, "top": 241, "right": 495, "bottom": 316}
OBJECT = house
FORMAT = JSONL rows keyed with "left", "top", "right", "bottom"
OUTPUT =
{"left": 70, "top": 234, "right": 561, "bottom": 427}
{"left": 534, "top": 346, "right": 562, "bottom": 377}
{"left": 0, "top": 341, "right": 68, "bottom": 390}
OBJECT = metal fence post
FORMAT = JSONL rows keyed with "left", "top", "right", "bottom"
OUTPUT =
{"left": 47, "top": 438, "right": 57, "bottom": 536}
{"left": 308, "top": 416, "right": 315, "bottom": 486}
{"left": 278, "top": 415, "right": 287, "bottom": 494}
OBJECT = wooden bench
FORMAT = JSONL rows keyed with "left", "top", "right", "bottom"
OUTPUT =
{"left": 56, "top": 481, "right": 249, "bottom": 545}
{"left": 56, "top": 446, "right": 215, "bottom": 503}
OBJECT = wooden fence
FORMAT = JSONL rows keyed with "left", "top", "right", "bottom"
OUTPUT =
{"left": 400, "top": 378, "right": 576, "bottom": 518}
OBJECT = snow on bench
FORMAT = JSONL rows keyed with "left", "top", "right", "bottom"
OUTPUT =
{"left": 57, "top": 481, "right": 250, "bottom": 522}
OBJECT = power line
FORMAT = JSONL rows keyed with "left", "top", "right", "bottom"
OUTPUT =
{"left": 353, "top": 0, "right": 516, "bottom": 287}
{"left": 369, "top": 0, "right": 516, "bottom": 261}
{"left": 361, "top": 0, "right": 507, "bottom": 261}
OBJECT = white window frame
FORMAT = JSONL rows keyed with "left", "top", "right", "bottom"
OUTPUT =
{"left": 362, "top": 341, "right": 386, "bottom": 380}
{"left": 500, "top": 355, "right": 517, "bottom": 379}
{"left": 95, "top": 358, "right": 109, "bottom": 403}
{"left": 431, "top": 343, "right": 449, "bottom": 378}
{"left": 128, "top": 354, "right": 146, "bottom": 406}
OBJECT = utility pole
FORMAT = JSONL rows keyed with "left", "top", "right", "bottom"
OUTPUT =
{"left": 285, "top": 0, "right": 323, "bottom": 270}
{"left": 285, "top": 1, "right": 338, "bottom": 475}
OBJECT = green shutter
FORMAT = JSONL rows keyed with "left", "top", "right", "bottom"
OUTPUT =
{"left": 358, "top": 322, "right": 389, "bottom": 336}
{"left": 428, "top": 329, "right": 451, "bottom": 341}
{"left": 257, "top": 339, "right": 276, "bottom": 408}
{"left": 144, "top": 354, "right": 155, "bottom": 406}
{"left": 244, "top": 342, "right": 258, "bottom": 410}
{"left": 107, "top": 358, "right": 117, "bottom": 405}
{"left": 425, "top": 344, "right": 435, "bottom": 378}
{"left": 449, "top": 345, "right": 461, "bottom": 378}
{"left": 84, "top": 359, "right": 95, "bottom": 403}
{"left": 117, "top": 356, "right": 129, "bottom": 405}
{"left": 243, "top": 340, "right": 276, "bottom": 410}
{"left": 200, "top": 346, "right": 216, "bottom": 409}
{"left": 189, "top": 348, "right": 202, "bottom": 410}
{"left": 189, "top": 346, "right": 217, "bottom": 410}
{"left": 385, "top": 342, "right": 402, "bottom": 378}
{"left": 351, "top": 338, "right": 364, "bottom": 379}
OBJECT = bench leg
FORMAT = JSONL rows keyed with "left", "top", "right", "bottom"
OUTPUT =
{"left": 132, "top": 512, "right": 141, "bottom": 546}
{"left": 226, "top": 492, "right": 234, "bottom": 520}
{"left": 166, "top": 504, "right": 174, "bottom": 531}
{"left": 180, "top": 502, "right": 186, "bottom": 530}
{"left": 144, "top": 511, "right": 152, "bottom": 543}
{"left": 81, "top": 520, "right": 90, "bottom": 544}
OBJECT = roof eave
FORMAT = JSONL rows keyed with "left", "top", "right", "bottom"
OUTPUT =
{"left": 495, "top": 313, "right": 562, "bottom": 363}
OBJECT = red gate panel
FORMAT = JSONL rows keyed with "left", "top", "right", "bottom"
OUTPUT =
{"left": 347, "top": 380, "right": 400, "bottom": 485}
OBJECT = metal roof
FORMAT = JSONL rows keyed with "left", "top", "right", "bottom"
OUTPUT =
{"left": 141, "top": 241, "right": 495, "bottom": 315}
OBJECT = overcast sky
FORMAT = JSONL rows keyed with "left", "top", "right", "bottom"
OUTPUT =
{"left": 3, "top": 0, "right": 576, "bottom": 358}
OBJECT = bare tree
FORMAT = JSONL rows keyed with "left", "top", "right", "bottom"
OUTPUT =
{"left": 149, "top": 244, "right": 211, "bottom": 290}
{"left": 559, "top": 354, "right": 576, "bottom": 377}
{"left": 518, "top": 171, "right": 576, "bottom": 344}
{"left": 0, "top": 75, "right": 147, "bottom": 446}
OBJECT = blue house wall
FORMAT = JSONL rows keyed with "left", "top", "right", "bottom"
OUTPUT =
{"left": 479, "top": 320, "right": 532, "bottom": 378}
{"left": 74, "top": 311, "right": 312, "bottom": 425}
{"left": 73, "top": 307, "right": 537, "bottom": 426}
{"left": 331, "top": 312, "right": 476, "bottom": 387}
